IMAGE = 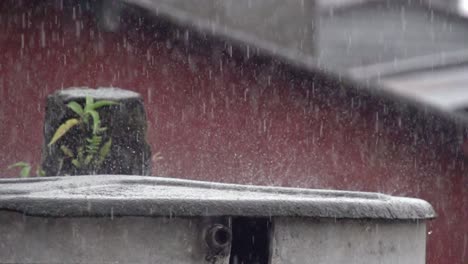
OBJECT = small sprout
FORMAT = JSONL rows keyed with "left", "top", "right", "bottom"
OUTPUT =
{"left": 60, "top": 145, "right": 75, "bottom": 158}
{"left": 84, "top": 155, "right": 93, "bottom": 166}
{"left": 71, "top": 159, "right": 81, "bottom": 168}
{"left": 67, "top": 101, "right": 84, "bottom": 117}
{"left": 89, "top": 100, "right": 119, "bottom": 110}
{"left": 87, "top": 109, "right": 100, "bottom": 133}
{"left": 13, "top": 95, "right": 119, "bottom": 177}
{"left": 36, "top": 168, "right": 46, "bottom": 177}
{"left": 97, "top": 139, "right": 112, "bottom": 165}
{"left": 8, "top": 162, "right": 44, "bottom": 177}
{"left": 8, "top": 162, "right": 31, "bottom": 178}
{"left": 48, "top": 118, "right": 80, "bottom": 146}
{"left": 85, "top": 96, "right": 94, "bottom": 111}
{"left": 49, "top": 96, "right": 117, "bottom": 173}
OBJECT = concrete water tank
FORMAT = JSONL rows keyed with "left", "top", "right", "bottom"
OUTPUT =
{"left": 0, "top": 175, "right": 435, "bottom": 264}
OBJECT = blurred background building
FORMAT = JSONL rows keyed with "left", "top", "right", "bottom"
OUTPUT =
{"left": 0, "top": 0, "right": 466, "bottom": 263}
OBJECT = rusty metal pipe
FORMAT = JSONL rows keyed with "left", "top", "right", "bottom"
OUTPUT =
{"left": 205, "top": 224, "right": 232, "bottom": 252}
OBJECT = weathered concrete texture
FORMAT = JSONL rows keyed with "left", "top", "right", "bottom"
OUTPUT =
{"left": 0, "top": 211, "right": 230, "bottom": 264}
{"left": 41, "top": 87, "right": 152, "bottom": 176}
{"left": 0, "top": 176, "right": 432, "bottom": 263}
{"left": 0, "top": 175, "right": 435, "bottom": 219}
{"left": 271, "top": 218, "right": 427, "bottom": 264}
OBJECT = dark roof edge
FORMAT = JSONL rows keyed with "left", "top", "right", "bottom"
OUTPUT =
{"left": 124, "top": 0, "right": 319, "bottom": 69}
{"left": 349, "top": 49, "right": 468, "bottom": 79}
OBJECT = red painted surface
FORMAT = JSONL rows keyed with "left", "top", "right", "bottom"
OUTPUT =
{"left": 0, "top": 1, "right": 466, "bottom": 263}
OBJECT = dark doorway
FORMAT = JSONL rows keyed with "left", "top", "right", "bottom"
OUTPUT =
{"left": 229, "top": 217, "right": 272, "bottom": 264}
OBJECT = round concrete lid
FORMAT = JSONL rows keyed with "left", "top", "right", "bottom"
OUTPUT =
{"left": 0, "top": 175, "right": 435, "bottom": 220}
{"left": 57, "top": 87, "right": 141, "bottom": 100}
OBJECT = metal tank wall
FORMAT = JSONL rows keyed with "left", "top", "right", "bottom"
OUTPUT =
{"left": 0, "top": 1, "right": 466, "bottom": 263}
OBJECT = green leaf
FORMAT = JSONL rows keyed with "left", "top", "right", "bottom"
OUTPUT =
{"left": 71, "top": 159, "right": 81, "bottom": 168}
{"left": 97, "top": 139, "right": 112, "bottom": 165}
{"left": 77, "top": 147, "right": 84, "bottom": 159}
{"left": 85, "top": 96, "right": 94, "bottom": 111}
{"left": 36, "top": 167, "right": 46, "bottom": 177}
{"left": 67, "top": 101, "right": 84, "bottom": 117}
{"left": 84, "top": 154, "right": 93, "bottom": 165}
{"left": 20, "top": 166, "right": 31, "bottom": 178}
{"left": 60, "top": 145, "right": 74, "bottom": 158}
{"left": 90, "top": 100, "right": 118, "bottom": 110}
{"left": 48, "top": 118, "right": 80, "bottom": 146}
{"left": 8, "top": 162, "right": 30, "bottom": 169}
{"left": 8, "top": 162, "right": 32, "bottom": 178}
{"left": 86, "top": 136, "right": 101, "bottom": 156}
{"left": 75, "top": 147, "right": 85, "bottom": 168}
{"left": 87, "top": 110, "right": 101, "bottom": 134}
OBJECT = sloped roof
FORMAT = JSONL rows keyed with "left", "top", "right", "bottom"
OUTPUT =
{"left": 119, "top": 0, "right": 468, "bottom": 124}
{"left": 124, "top": 0, "right": 317, "bottom": 66}
{"left": 380, "top": 65, "right": 468, "bottom": 111}
{"left": 317, "top": 1, "right": 468, "bottom": 75}
{"left": 123, "top": 0, "right": 468, "bottom": 75}
{"left": 122, "top": 0, "right": 468, "bottom": 112}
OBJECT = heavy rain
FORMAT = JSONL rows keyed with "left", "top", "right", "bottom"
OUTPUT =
{"left": 0, "top": 0, "right": 466, "bottom": 263}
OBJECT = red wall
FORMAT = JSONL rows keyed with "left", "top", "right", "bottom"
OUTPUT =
{"left": 0, "top": 1, "right": 466, "bottom": 263}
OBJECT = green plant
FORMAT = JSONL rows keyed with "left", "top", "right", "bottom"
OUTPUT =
{"left": 48, "top": 96, "right": 117, "bottom": 174}
{"left": 8, "top": 162, "right": 45, "bottom": 178}
{"left": 7, "top": 96, "right": 117, "bottom": 178}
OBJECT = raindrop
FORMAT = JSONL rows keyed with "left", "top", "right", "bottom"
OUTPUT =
{"left": 40, "top": 23, "right": 46, "bottom": 48}
{"left": 400, "top": 6, "right": 407, "bottom": 31}
{"left": 374, "top": 112, "right": 379, "bottom": 133}
{"left": 319, "top": 120, "right": 324, "bottom": 137}
{"left": 228, "top": 45, "right": 233, "bottom": 57}
{"left": 21, "top": 13, "right": 26, "bottom": 28}
{"left": 75, "top": 21, "right": 81, "bottom": 38}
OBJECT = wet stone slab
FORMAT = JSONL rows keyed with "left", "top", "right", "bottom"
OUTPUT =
{"left": 0, "top": 175, "right": 435, "bottom": 219}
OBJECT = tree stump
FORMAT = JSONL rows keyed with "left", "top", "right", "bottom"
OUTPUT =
{"left": 41, "top": 87, "right": 152, "bottom": 176}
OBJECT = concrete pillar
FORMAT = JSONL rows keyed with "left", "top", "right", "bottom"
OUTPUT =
{"left": 0, "top": 175, "right": 435, "bottom": 264}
